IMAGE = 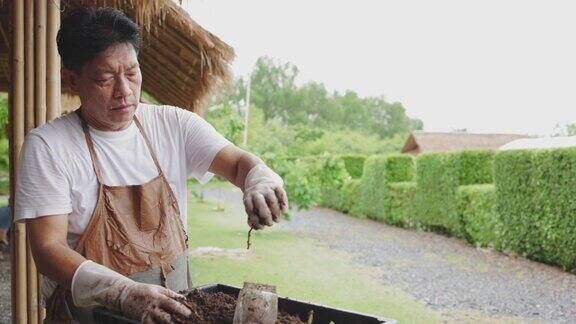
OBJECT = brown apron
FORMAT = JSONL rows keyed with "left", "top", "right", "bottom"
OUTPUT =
{"left": 45, "top": 111, "right": 190, "bottom": 323}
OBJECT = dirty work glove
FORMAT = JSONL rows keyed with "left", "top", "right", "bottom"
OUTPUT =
{"left": 243, "top": 164, "right": 289, "bottom": 229}
{"left": 72, "top": 260, "right": 191, "bottom": 323}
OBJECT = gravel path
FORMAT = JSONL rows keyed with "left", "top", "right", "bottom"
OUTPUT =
{"left": 202, "top": 185, "right": 576, "bottom": 323}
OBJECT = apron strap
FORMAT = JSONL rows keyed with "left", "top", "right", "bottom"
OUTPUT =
{"left": 133, "top": 116, "right": 164, "bottom": 176}
{"left": 76, "top": 110, "right": 105, "bottom": 184}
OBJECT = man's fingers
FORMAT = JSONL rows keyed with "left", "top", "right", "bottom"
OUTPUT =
{"left": 159, "top": 296, "right": 192, "bottom": 318}
{"left": 142, "top": 308, "right": 173, "bottom": 324}
{"left": 245, "top": 194, "right": 264, "bottom": 229}
{"left": 253, "top": 193, "right": 274, "bottom": 226}
{"left": 275, "top": 187, "right": 289, "bottom": 213}
{"left": 265, "top": 190, "right": 282, "bottom": 222}
{"left": 243, "top": 194, "right": 255, "bottom": 215}
{"left": 247, "top": 212, "right": 264, "bottom": 230}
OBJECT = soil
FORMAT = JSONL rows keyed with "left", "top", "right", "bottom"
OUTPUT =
{"left": 173, "top": 289, "right": 305, "bottom": 324}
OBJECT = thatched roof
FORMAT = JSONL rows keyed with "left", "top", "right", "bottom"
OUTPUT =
{"left": 401, "top": 131, "right": 532, "bottom": 155}
{"left": 0, "top": 0, "right": 235, "bottom": 113}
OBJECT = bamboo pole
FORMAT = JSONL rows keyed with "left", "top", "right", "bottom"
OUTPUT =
{"left": 47, "top": 0, "right": 61, "bottom": 121}
{"left": 24, "top": 0, "right": 34, "bottom": 133}
{"left": 34, "top": 0, "right": 47, "bottom": 125}
{"left": 10, "top": 0, "right": 28, "bottom": 321}
{"left": 39, "top": 2, "right": 61, "bottom": 321}
{"left": 24, "top": 0, "right": 47, "bottom": 322}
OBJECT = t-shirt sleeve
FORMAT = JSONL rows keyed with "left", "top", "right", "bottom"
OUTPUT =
{"left": 177, "top": 109, "right": 232, "bottom": 184}
{"left": 14, "top": 133, "right": 72, "bottom": 221}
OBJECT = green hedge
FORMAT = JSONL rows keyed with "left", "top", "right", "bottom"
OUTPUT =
{"left": 494, "top": 150, "right": 541, "bottom": 257}
{"left": 337, "top": 179, "right": 361, "bottom": 214}
{"left": 386, "top": 182, "right": 416, "bottom": 227}
{"left": 414, "top": 150, "right": 497, "bottom": 235}
{"left": 414, "top": 152, "right": 460, "bottom": 233}
{"left": 495, "top": 148, "right": 576, "bottom": 271}
{"left": 385, "top": 154, "right": 415, "bottom": 183}
{"left": 457, "top": 184, "right": 497, "bottom": 246}
{"left": 457, "top": 150, "right": 494, "bottom": 185}
{"left": 340, "top": 155, "right": 366, "bottom": 179}
{"left": 358, "top": 154, "right": 414, "bottom": 221}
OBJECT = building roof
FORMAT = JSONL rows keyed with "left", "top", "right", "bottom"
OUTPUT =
{"left": 0, "top": 0, "right": 235, "bottom": 113}
{"left": 401, "top": 131, "right": 532, "bottom": 155}
{"left": 499, "top": 136, "right": 576, "bottom": 150}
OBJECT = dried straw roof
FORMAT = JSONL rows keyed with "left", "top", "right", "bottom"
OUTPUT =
{"left": 0, "top": 0, "right": 235, "bottom": 113}
{"left": 401, "top": 131, "right": 532, "bottom": 155}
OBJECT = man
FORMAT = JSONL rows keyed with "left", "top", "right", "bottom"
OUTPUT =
{"left": 14, "top": 7, "right": 288, "bottom": 323}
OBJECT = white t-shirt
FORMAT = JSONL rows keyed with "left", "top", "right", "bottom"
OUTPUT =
{"left": 15, "top": 103, "right": 231, "bottom": 248}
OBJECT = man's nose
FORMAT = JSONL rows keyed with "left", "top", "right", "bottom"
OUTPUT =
{"left": 113, "top": 75, "right": 132, "bottom": 98}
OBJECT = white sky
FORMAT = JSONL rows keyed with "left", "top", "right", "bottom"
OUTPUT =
{"left": 182, "top": 0, "right": 576, "bottom": 136}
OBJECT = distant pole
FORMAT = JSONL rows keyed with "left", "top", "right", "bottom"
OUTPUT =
{"left": 242, "top": 73, "right": 252, "bottom": 147}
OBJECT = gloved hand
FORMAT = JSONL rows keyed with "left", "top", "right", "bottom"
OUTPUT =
{"left": 243, "top": 164, "right": 289, "bottom": 229}
{"left": 72, "top": 260, "right": 191, "bottom": 323}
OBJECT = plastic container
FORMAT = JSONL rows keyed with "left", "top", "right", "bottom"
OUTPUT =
{"left": 93, "top": 283, "right": 395, "bottom": 324}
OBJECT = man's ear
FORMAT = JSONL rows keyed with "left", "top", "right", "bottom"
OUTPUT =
{"left": 62, "top": 68, "right": 79, "bottom": 93}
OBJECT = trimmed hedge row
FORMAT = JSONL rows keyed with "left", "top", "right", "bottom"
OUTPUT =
{"left": 458, "top": 150, "right": 494, "bottom": 185}
{"left": 457, "top": 184, "right": 497, "bottom": 246}
{"left": 340, "top": 155, "right": 366, "bottom": 179}
{"left": 358, "top": 154, "right": 414, "bottom": 221}
{"left": 414, "top": 152, "right": 460, "bottom": 233}
{"left": 291, "top": 147, "right": 576, "bottom": 272}
{"left": 414, "top": 150, "right": 496, "bottom": 235}
{"left": 495, "top": 148, "right": 576, "bottom": 271}
{"left": 386, "top": 182, "right": 417, "bottom": 227}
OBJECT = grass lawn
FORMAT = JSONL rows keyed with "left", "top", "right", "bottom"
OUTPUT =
{"left": 187, "top": 194, "right": 441, "bottom": 323}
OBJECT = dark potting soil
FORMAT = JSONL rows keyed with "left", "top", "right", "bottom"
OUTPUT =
{"left": 172, "top": 289, "right": 305, "bottom": 324}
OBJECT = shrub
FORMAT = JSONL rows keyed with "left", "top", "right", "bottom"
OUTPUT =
{"left": 339, "top": 179, "right": 361, "bottom": 214}
{"left": 457, "top": 184, "right": 497, "bottom": 246}
{"left": 386, "top": 182, "right": 417, "bottom": 227}
{"left": 493, "top": 149, "right": 542, "bottom": 257}
{"left": 457, "top": 150, "right": 494, "bottom": 185}
{"left": 339, "top": 155, "right": 366, "bottom": 179}
{"left": 495, "top": 148, "right": 576, "bottom": 271}
{"left": 414, "top": 152, "right": 460, "bottom": 234}
{"left": 358, "top": 154, "right": 414, "bottom": 221}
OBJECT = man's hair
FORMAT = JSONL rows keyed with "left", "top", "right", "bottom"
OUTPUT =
{"left": 57, "top": 7, "right": 141, "bottom": 72}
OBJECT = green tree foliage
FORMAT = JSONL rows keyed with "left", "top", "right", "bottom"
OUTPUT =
{"left": 204, "top": 104, "right": 245, "bottom": 145}
{"left": 215, "top": 56, "right": 422, "bottom": 141}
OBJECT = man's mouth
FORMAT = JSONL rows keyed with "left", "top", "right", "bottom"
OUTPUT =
{"left": 111, "top": 104, "right": 132, "bottom": 110}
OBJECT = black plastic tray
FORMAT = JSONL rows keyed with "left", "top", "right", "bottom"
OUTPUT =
{"left": 93, "top": 283, "right": 395, "bottom": 324}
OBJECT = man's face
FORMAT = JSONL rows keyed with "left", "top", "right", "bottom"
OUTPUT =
{"left": 67, "top": 42, "right": 142, "bottom": 131}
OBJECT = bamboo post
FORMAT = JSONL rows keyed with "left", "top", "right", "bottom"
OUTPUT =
{"left": 10, "top": 0, "right": 28, "bottom": 322}
{"left": 34, "top": 0, "right": 47, "bottom": 126}
{"left": 41, "top": 1, "right": 62, "bottom": 322}
{"left": 24, "top": 0, "right": 34, "bottom": 132}
{"left": 25, "top": 2, "right": 38, "bottom": 322}
{"left": 47, "top": 0, "right": 61, "bottom": 122}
